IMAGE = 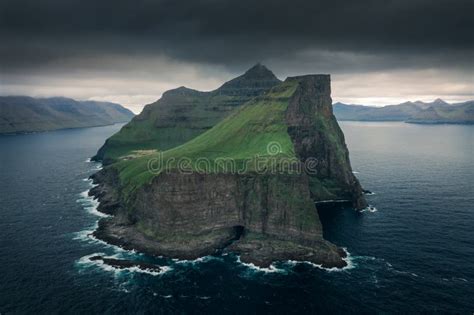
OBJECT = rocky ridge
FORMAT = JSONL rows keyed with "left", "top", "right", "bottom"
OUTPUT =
{"left": 93, "top": 64, "right": 282, "bottom": 164}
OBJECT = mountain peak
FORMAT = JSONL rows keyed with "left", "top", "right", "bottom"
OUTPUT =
{"left": 243, "top": 63, "right": 275, "bottom": 78}
{"left": 216, "top": 64, "right": 281, "bottom": 96}
{"left": 432, "top": 98, "right": 448, "bottom": 105}
{"left": 161, "top": 86, "right": 201, "bottom": 98}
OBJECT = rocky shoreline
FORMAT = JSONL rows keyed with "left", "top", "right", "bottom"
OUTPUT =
{"left": 89, "top": 168, "right": 348, "bottom": 268}
{"left": 89, "top": 255, "right": 163, "bottom": 272}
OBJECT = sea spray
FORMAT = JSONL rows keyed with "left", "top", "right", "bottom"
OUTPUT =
{"left": 77, "top": 253, "right": 172, "bottom": 276}
{"left": 286, "top": 247, "right": 356, "bottom": 272}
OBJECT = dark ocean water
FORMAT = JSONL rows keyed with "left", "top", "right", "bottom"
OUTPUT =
{"left": 0, "top": 122, "right": 473, "bottom": 314}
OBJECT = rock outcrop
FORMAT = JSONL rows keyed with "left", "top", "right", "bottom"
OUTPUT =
{"left": 90, "top": 74, "right": 366, "bottom": 268}
{"left": 285, "top": 75, "right": 367, "bottom": 209}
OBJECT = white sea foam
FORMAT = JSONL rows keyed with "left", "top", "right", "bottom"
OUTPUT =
{"left": 73, "top": 226, "right": 135, "bottom": 256}
{"left": 286, "top": 247, "right": 355, "bottom": 272}
{"left": 453, "top": 277, "right": 468, "bottom": 282}
{"left": 352, "top": 171, "right": 360, "bottom": 174}
{"left": 74, "top": 183, "right": 142, "bottom": 257}
{"left": 236, "top": 256, "right": 285, "bottom": 273}
{"left": 73, "top": 226, "right": 97, "bottom": 242}
{"left": 76, "top": 189, "right": 109, "bottom": 218}
{"left": 174, "top": 255, "right": 222, "bottom": 265}
{"left": 124, "top": 265, "right": 172, "bottom": 276}
{"left": 197, "top": 296, "right": 211, "bottom": 300}
{"left": 77, "top": 253, "right": 172, "bottom": 276}
{"left": 85, "top": 158, "right": 92, "bottom": 163}
{"left": 360, "top": 205, "right": 378, "bottom": 213}
{"left": 82, "top": 178, "right": 98, "bottom": 189}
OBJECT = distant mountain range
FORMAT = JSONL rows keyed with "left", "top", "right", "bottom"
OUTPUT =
{"left": 0, "top": 96, "right": 134, "bottom": 134}
{"left": 333, "top": 99, "right": 474, "bottom": 124}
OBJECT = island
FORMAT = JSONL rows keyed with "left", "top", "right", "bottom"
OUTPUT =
{"left": 0, "top": 96, "right": 134, "bottom": 134}
{"left": 90, "top": 65, "right": 367, "bottom": 268}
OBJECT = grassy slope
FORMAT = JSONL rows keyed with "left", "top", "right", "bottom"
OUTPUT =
{"left": 113, "top": 80, "right": 299, "bottom": 196}
{"left": 96, "top": 65, "right": 283, "bottom": 162}
{"left": 97, "top": 92, "right": 251, "bottom": 161}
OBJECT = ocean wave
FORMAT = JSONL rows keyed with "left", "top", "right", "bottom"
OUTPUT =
{"left": 82, "top": 178, "right": 98, "bottom": 189}
{"left": 360, "top": 205, "right": 378, "bottom": 213}
{"left": 197, "top": 296, "right": 211, "bottom": 300}
{"left": 173, "top": 255, "right": 222, "bottom": 265}
{"left": 452, "top": 277, "right": 468, "bottom": 282}
{"left": 75, "top": 182, "right": 142, "bottom": 257}
{"left": 73, "top": 225, "right": 138, "bottom": 257}
{"left": 72, "top": 225, "right": 97, "bottom": 242}
{"left": 286, "top": 247, "right": 356, "bottom": 272}
{"left": 236, "top": 256, "right": 286, "bottom": 274}
{"left": 77, "top": 253, "right": 172, "bottom": 276}
{"left": 76, "top": 189, "right": 109, "bottom": 218}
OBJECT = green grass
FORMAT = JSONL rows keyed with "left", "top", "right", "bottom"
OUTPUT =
{"left": 102, "top": 124, "right": 206, "bottom": 160}
{"left": 113, "top": 80, "right": 300, "bottom": 197}
{"left": 97, "top": 93, "right": 251, "bottom": 162}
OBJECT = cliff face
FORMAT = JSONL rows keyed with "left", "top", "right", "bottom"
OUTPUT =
{"left": 285, "top": 76, "right": 367, "bottom": 208}
{"left": 92, "top": 170, "right": 345, "bottom": 267}
{"left": 90, "top": 74, "right": 365, "bottom": 267}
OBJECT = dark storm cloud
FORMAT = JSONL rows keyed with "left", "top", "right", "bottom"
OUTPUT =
{"left": 1, "top": 0, "right": 473, "bottom": 72}
{"left": 1, "top": 0, "right": 472, "bottom": 109}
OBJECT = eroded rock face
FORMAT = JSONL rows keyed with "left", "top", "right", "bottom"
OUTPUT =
{"left": 92, "top": 170, "right": 339, "bottom": 266}
{"left": 285, "top": 75, "right": 367, "bottom": 209}
{"left": 132, "top": 172, "right": 320, "bottom": 241}
{"left": 90, "top": 75, "right": 366, "bottom": 267}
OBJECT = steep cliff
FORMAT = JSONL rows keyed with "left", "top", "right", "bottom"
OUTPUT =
{"left": 285, "top": 76, "right": 367, "bottom": 208}
{"left": 90, "top": 74, "right": 366, "bottom": 267}
{"left": 93, "top": 64, "right": 281, "bottom": 164}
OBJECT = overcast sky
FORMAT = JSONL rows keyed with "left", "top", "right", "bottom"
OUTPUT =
{"left": 1, "top": 0, "right": 473, "bottom": 113}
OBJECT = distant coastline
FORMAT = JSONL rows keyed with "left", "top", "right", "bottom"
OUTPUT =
{"left": 333, "top": 99, "right": 474, "bottom": 125}
{"left": 0, "top": 121, "right": 129, "bottom": 136}
{"left": 0, "top": 96, "right": 134, "bottom": 135}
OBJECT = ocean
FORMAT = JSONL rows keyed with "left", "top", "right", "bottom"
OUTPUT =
{"left": 0, "top": 122, "right": 473, "bottom": 313}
